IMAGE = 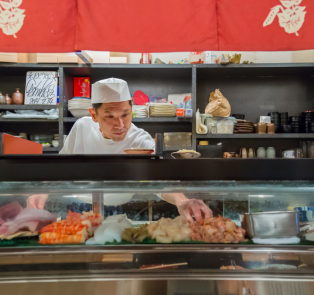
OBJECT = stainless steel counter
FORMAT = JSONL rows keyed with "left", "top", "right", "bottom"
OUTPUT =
{"left": 1, "top": 244, "right": 314, "bottom": 282}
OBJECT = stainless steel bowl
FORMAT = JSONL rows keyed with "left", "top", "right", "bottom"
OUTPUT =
{"left": 242, "top": 211, "right": 300, "bottom": 239}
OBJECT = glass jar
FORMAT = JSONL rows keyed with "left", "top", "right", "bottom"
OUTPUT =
{"left": 266, "top": 147, "right": 276, "bottom": 158}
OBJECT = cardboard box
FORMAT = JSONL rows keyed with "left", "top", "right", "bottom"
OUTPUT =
{"left": 110, "top": 57, "right": 127, "bottom": 64}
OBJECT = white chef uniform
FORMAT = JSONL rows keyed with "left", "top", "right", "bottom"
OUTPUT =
{"left": 60, "top": 117, "right": 155, "bottom": 154}
{"left": 60, "top": 78, "right": 160, "bottom": 204}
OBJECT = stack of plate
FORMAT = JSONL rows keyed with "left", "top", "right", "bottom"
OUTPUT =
{"left": 133, "top": 106, "right": 148, "bottom": 118}
{"left": 149, "top": 103, "right": 177, "bottom": 117}
{"left": 68, "top": 98, "right": 92, "bottom": 118}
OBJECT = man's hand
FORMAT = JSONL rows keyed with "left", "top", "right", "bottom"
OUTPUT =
{"left": 177, "top": 199, "right": 212, "bottom": 223}
{"left": 161, "top": 193, "right": 213, "bottom": 223}
{"left": 27, "top": 194, "right": 48, "bottom": 209}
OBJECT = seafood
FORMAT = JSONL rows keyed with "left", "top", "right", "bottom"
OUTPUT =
{"left": 147, "top": 216, "right": 192, "bottom": 243}
{"left": 85, "top": 214, "right": 132, "bottom": 245}
{"left": 0, "top": 207, "right": 56, "bottom": 239}
{"left": 190, "top": 216, "right": 247, "bottom": 244}
{"left": 39, "top": 232, "right": 85, "bottom": 244}
{"left": 122, "top": 224, "right": 149, "bottom": 243}
{"left": 39, "top": 210, "right": 103, "bottom": 244}
{"left": 39, "top": 222, "right": 88, "bottom": 237}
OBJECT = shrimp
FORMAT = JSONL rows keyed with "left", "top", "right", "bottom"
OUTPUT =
{"left": 39, "top": 232, "right": 85, "bottom": 244}
{"left": 189, "top": 216, "right": 247, "bottom": 244}
{"left": 39, "top": 223, "right": 88, "bottom": 237}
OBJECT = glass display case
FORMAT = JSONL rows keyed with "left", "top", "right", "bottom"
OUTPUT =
{"left": 1, "top": 180, "right": 314, "bottom": 295}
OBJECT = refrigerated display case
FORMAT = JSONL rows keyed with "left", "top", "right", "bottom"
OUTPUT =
{"left": 1, "top": 179, "right": 314, "bottom": 295}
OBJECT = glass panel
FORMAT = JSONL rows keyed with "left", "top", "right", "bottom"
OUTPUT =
{"left": 0, "top": 181, "right": 314, "bottom": 279}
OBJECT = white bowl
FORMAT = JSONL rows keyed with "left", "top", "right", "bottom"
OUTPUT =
{"left": 52, "top": 140, "right": 59, "bottom": 147}
{"left": 69, "top": 109, "right": 91, "bottom": 118}
{"left": 171, "top": 151, "right": 201, "bottom": 159}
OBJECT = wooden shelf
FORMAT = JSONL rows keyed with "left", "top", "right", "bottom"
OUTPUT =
{"left": 0, "top": 105, "right": 59, "bottom": 110}
{"left": 196, "top": 134, "right": 314, "bottom": 139}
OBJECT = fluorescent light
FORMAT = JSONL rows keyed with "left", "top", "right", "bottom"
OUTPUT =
{"left": 248, "top": 195, "right": 274, "bottom": 198}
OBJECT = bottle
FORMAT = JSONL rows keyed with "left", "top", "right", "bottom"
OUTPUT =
{"left": 141, "top": 53, "right": 149, "bottom": 64}
{"left": 242, "top": 148, "right": 247, "bottom": 158}
{"left": 257, "top": 147, "right": 266, "bottom": 158}
{"left": 12, "top": 88, "right": 24, "bottom": 104}
{"left": 248, "top": 148, "right": 254, "bottom": 158}
{"left": 5, "top": 94, "right": 11, "bottom": 105}
{"left": 0, "top": 92, "right": 5, "bottom": 104}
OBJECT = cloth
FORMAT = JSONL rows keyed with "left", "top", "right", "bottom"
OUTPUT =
{"left": 92, "top": 78, "right": 131, "bottom": 104}
{"left": 59, "top": 117, "right": 155, "bottom": 154}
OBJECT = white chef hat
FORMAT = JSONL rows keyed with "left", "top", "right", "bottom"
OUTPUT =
{"left": 91, "top": 78, "right": 131, "bottom": 103}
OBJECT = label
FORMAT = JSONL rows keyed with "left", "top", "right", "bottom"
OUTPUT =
{"left": 73, "top": 77, "right": 91, "bottom": 98}
{"left": 25, "top": 71, "right": 58, "bottom": 105}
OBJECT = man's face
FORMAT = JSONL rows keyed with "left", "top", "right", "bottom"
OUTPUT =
{"left": 89, "top": 101, "right": 132, "bottom": 142}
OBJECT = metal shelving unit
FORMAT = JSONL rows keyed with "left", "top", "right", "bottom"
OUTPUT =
{"left": 196, "top": 134, "right": 314, "bottom": 139}
{"left": 0, "top": 63, "right": 313, "bottom": 154}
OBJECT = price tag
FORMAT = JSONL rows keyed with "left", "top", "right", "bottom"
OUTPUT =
{"left": 24, "top": 71, "right": 58, "bottom": 105}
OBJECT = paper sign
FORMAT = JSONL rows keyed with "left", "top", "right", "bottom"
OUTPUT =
{"left": 25, "top": 72, "right": 58, "bottom": 105}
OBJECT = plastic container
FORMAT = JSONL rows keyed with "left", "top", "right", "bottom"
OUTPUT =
{"left": 217, "top": 118, "right": 235, "bottom": 134}
{"left": 30, "top": 134, "right": 53, "bottom": 144}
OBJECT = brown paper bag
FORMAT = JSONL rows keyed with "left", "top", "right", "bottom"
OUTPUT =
{"left": 205, "top": 89, "right": 231, "bottom": 117}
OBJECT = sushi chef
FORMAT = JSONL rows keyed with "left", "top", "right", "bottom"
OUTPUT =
{"left": 27, "top": 78, "right": 212, "bottom": 223}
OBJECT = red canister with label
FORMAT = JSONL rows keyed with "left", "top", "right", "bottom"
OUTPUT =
{"left": 73, "top": 77, "right": 91, "bottom": 98}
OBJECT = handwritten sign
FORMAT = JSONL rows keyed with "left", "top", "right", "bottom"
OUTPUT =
{"left": 25, "top": 72, "right": 58, "bottom": 105}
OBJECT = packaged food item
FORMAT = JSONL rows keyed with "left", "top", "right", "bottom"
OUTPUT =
{"left": 177, "top": 109, "right": 185, "bottom": 117}
{"left": 141, "top": 53, "right": 150, "bottom": 64}
{"left": 73, "top": 77, "right": 91, "bottom": 98}
{"left": 205, "top": 89, "right": 231, "bottom": 117}
{"left": 185, "top": 109, "right": 193, "bottom": 118}
{"left": 189, "top": 52, "right": 205, "bottom": 64}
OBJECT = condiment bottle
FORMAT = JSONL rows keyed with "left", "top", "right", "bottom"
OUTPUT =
{"left": 257, "top": 122, "right": 267, "bottom": 134}
{"left": 248, "top": 148, "right": 254, "bottom": 158}
{"left": 266, "top": 147, "right": 276, "bottom": 158}
{"left": 5, "top": 94, "right": 11, "bottom": 105}
{"left": 267, "top": 123, "right": 275, "bottom": 134}
{"left": 12, "top": 88, "right": 24, "bottom": 105}
{"left": 0, "top": 92, "right": 5, "bottom": 104}
{"left": 242, "top": 148, "right": 247, "bottom": 158}
{"left": 257, "top": 147, "right": 266, "bottom": 158}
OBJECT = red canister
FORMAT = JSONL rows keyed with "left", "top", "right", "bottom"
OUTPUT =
{"left": 73, "top": 77, "right": 91, "bottom": 98}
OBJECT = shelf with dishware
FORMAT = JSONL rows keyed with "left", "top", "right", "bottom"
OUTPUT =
{"left": 0, "top": 105, "right": 60, "bottom": 110}
{"left": 196, "top": 134, "right": 314, "bottom": 139}
{"left": 0, "top": 63, "right": 314, "bottom": 156}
